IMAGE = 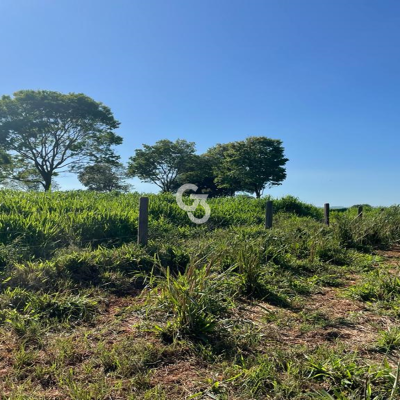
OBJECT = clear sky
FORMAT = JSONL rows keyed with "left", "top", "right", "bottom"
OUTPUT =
{"left": 1, "top": 0, "right": 400, "bottom": 206}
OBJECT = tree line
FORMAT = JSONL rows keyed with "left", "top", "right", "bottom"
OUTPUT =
{"left": 0, "top": 90, "right": 288, "bottom": 198}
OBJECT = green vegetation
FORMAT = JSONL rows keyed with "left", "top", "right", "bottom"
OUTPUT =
{"left": 0, "top": 90, "right": 289, "bottom": 197}
{"left": 0, "top": 90, "right": 122, "bottom": 191}
{"left": 127, "top": 136, "right": 289, "bottom": 198}
{"left": 78, "top": 163, "right": 131, "bottom": 193}
{"left": 128, "top": 139, "right": 197, "bottom": 193}
{"left": 210, "top": 136, "right": 288, "bottom": 198}
{"left": 0, "top": 190, "right": 400, "bottom": 398}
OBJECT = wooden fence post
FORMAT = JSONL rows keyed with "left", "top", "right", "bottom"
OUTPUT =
{"left": 138, "top": 197, "right": 149, "bottom": 245}
{"left": 265, "top": 200, "right": 273, "bottom": 229}
{"left": 324, "top": 203, "right": 330, "bottom": 226}
{"left": 358, "top": 206, "right": 363, "bottom": 219}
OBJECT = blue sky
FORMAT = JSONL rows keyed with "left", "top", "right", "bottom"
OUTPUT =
{"left": 1, "top": 0, "right": 400, "bottom": 206}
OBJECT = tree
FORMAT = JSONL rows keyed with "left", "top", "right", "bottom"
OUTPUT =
{"left": 0, "top": 90, "right": 122, "bottom": 191}
{"left": 0, "top": 148, "right": 12, "bottom": 183}
{"left": 0, "top": 148, "right": 43, "bottom": 191}
{"left": 215, "top": 136, "right": 288, "bottom": 198}
{"left": 78, "top": 163, "right": 131, "bottom": 192}
{"left": 203, "top": 143, "right": 242, "bottom": 195}
{"left": 127, "top": 139, "right": 196, "bottom": 192}
{"left": 176, "top": 152, "right": 236, "bottom": 197}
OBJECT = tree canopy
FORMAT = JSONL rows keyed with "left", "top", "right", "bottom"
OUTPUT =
{"left": 127, "top": 139, "right": 196, "bottom": 192}
{"left": 0, "top": 90, "right": 122, "bottom": 191}
{"left": 128, "top": 136, "right": 288, "bottom": 197}
{"left": 78, "top": 163, "right": 131, "bottom": 192}
{"left": 213, "top": 136, "right": 288, "bottom": 198}
{"left": 176, "top": 152, "right": 236, "bottom": 197}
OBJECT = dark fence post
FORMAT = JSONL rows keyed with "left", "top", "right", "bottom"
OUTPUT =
{"left": 265, "top": 200, "right": 273, "bottom": 229}
{"left": 358, "top": 206, "right": 363, "bottom": 219}
{"left": 324, "top": 203, "right": 330, "bottom": 226}
{"left": 138, "top": 197, "right": 149, "bottom": 245}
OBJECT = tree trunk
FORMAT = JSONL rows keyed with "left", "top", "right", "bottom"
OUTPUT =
{"left": 42, "top": 174, "right": 52, "bottom": 192}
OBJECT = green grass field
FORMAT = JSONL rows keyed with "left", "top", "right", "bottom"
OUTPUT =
{"left": 0, "top": 190, "right": 400, "bottom": 399}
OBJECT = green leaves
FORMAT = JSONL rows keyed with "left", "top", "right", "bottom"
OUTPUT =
{"left": 128, "top": 136, "right": 288, "bottom": 198}
{"left": 211, "top": 136, "right": 289, "bottom": 198}
{"left": 78, "top": 163, "right": 130, "bottom": 192}
{"left": 149, "top": 263, "right": 236, "bottom": 340}
{"left": 0, "top": 90, "right": 122, "bottom": 191}
{"left": 128, "top": 139, "right": 196, "bottom": 192}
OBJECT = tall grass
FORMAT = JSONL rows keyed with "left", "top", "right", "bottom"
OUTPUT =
{"left": 149, "top": 261, "right": 237, "bottom": 341}
{"left": 4, "top": 189, "right": 392, "bottom": 258}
